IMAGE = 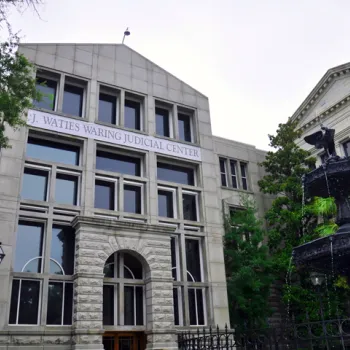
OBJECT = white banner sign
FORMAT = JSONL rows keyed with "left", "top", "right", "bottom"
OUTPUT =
{"left": 27, "top": 110, "right": 201, "bottom": 161}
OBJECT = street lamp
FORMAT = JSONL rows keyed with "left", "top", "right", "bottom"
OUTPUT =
{"left": 310, "top": 271, "right": 325, "bottom": 287}
{"left": 0, "top": 242, "right": 5, "bottom": 264}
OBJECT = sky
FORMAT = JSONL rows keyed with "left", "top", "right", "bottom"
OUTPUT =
{"left": 4, "top": 0, "right": 350, "bottom": 150}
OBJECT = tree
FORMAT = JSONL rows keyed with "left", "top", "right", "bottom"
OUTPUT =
{"left": 0, "top": 34, "right": 41, "bottom": 149}
{"left": 224, "top": 196, "right": 273, "bottom": 329}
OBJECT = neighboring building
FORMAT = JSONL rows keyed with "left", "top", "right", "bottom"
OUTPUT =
{"left": 292, "top": 62, "right": 350, "bottom": 158}
{"left": 0, "top": 43, "right": 269, "bottom": 350}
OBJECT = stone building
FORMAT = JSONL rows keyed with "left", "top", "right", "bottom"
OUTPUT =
{"left": 0, "top": 43, "right": 269, "bottom": 350}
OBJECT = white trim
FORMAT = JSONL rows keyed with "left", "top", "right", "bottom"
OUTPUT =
{"left": 23, "top": 164, "right": 51, "bottom": 202}
{"left": 185, "top": 237, "right": 204, "bottom": 282}
{"left": 124, "top": 94, "right": 144, "bottom": 131}
{"left": 157, "top": 186, "right": 177, "bottom": 219}
{"left": 21, "top": 257, "right": 43, "bottom": 273}
{"left": 184, "top": 225, "right": 200, "bottom": 232}
{"left": 124, "top": 265, "right": 135, "bottom": 279}
{"left": 123, "top": 180, "right": 144, "bottom": 215}
{"left": 63, "top": 77, "right": 87, "bottom": 118}
{"left": 49, "top": 258, "right": 65, "bottom": 275}
{"left": 95, "top": 175, "right": 118, "bottom": 211}
{"left": 182, "top": 190, "right": 200, "bottom": 222}
{"left": 56, "top": 170, "right": 81, "bottom": 206}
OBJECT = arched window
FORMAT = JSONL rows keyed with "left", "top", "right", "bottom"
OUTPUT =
{"left": 103, "top": 252, "right": 144, "bottom": 326}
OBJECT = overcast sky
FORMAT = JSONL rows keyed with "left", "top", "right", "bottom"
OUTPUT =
{"left": 4, "top": 0, "right": 350, "bottom": 150}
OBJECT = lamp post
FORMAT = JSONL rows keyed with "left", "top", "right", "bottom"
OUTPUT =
{"left": 0, "top": 242, "right": 5, "bottom": 264}
{"left": 310, "top": 271, "right": 329, "bottom": 350}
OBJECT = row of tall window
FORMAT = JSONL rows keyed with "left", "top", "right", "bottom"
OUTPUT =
{"left": 34, "top": 70, "right": 195, "bottom": 143}
{"left": 22, "top": 135, "right": 200, "bottom": 222}
{"left": 219, "top": 157, "right": 249, "bottom": 191}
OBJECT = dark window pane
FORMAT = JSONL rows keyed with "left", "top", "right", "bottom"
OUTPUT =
{"left": 196, "top": 289, "right": 205, "bottom": 325}
{"left": 104, "top": 254, "right": 115, "bottom": 277}
{"left": 219, "top": 158, "right": 226, "bottom": 173}
{"left": 99, "top": 93, "right": 116, "bottom": 124}
{"left": 103, "top": 285, "right": 114, "bottom": 325}
{"left": 157, "top": 163, "right": 194, "bottom": 185}
{"left": 231, "top": 161, "right": 238, "bottom": 188}
{"left": 33, "top": 77, "right": 56, "bottom": 111}
{"left": 63, "top": 84, "right": 84, "bottom": 117}
{"left": 240, "top": 163, "right": 248, "bottom": 190}
{"left": 47, "top": 282, "right": 63, "bottom": 325}
{"left": 124, "top": 286, "right": 134, "bottom": 325}
{"left": 18, "top": 280, "right": 40, "bottom": 324}
{"left": 221, "top": 174, "right": 227, "bottom": 187}
{"left": 9, "top": 280, "right": 20, "bottom": 324}
{"left": 103, "top": 337, "right": 115, "bottom": 350}
{"left": 27, "top": 138, "right": 79, "bottom": 165}
{"left": 158, "top": 190, "right": 174, "bottom": 218}
{"left": 63, "top": 283, "right": 73, "bottom": 325}
{"left": 124, "top": 185, "right": 141, "bottom": 214}
{"left": 15, "top": 222, "right": 44, "bottom": 273}
{"left": 125, "top": 99, "right": 141, "bottom": 130}
{"left": 22, "top": 168, "right": 48, "bottom": 201}
{"left": 51, "top": 226, "right": 75, "bottom": 275}
{"left": 156, "top": 107, "right": 170, "bottom": 137}
{"left": 183, "top": 193, "right": 197, "bottom": 221}
{"left": 171, "top": 237, "right": 177, "bottom": 280}
{"left": 344, "top": 142, "right": 350, "bottom": 157}
{"left": 178, "top": 113, "right": 192, "bottom": 142}
{"left": 96, "top": 150, "right": 141, "bottom": 176}
{"left": 188, "top": 288, "right": 196, "bottom": 325}
{"left": 230, "top": 161, "right": 237, "bottom": 176}
{"left": 123, "top": 253, "right": 142, "bottom": 279}
{"left": 173, "top": 288, "right": 179, "bottom": 325}
{"left": 136, "top": 286, "right": 143, "bottom": 325}
{"left": 242, "top": 178, "right": 248, "bottom": 190}
{"left": 55, "top": 173, "right": 78, "bottom": 205}
{"left": 186, "top": 239, "right": 201, "bottom": 282}
{"left": 95, "top": 180, "right": 115, "bottom": 210}
{"left": 240, "top": 163, "right": 246, "bottom": 177}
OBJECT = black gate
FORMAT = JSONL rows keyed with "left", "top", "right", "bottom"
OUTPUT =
{"left": 178, "top": 319, "right": 350, "bottom": 349}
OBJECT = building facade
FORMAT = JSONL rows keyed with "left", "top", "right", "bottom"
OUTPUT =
{"left": 0, "top": 43, "right": 268, "bottom": 350}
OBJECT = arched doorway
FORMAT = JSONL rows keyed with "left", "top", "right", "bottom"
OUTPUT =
{"left": 102, "top": 250, "right": 146, "bottom": 350}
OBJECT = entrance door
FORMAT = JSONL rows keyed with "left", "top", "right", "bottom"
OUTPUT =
{"left": 103, "top": 333, "right": 145, "bottom": 350}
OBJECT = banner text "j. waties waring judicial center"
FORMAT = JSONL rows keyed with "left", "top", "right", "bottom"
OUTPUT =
{"left": 27, "top": 110, "right": 201, "bottom": 161}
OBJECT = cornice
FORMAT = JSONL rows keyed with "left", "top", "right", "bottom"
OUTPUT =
{"left": 292, "top": 62, "right": 350, "bottom": 123}
{"left": 71, "top": 216, "right": 176, "bottom": 234}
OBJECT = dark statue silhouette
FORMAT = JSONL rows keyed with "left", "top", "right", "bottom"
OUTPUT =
{"left": 303, "top": 124, "right": 337, "bottom": 160}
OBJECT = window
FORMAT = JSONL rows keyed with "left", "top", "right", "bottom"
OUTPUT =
{"left": 95, "top": 179, "right": 116, "bottom": 210}
{"left": 50, "top": 226, "right": 75, "bottom": 275}
{"left": 188, "top": 288, "right": 205, "bottom": 326}
{"left": 158, "top": 188, "right": 175, "bottom": 218}
{"left": 171, "top": 236, "right": 179, "bottom": 281}
{"left": 55, "top": 173, "right": 79, "bottom": 205}
{"left": 240, "top": 163, "right": 248, "bottom": 190}
{"left": 124, "top": 99, "right": 141, "bottom": 130}
{"left": 178, "top": 113, "right": 192, "bottom": 142}
{"left": 33, "top": 77, "right": 57, "bottom": 111}
{"left": 14, "top": 222, "right": 44, "bottom": 273}
{"left": 63, "top": 82, "right": 84, "bottom": 117}
{"left": 26, "top": 138, "right": 80, "bottom": 166}
{"left": 156, "top": 107, "right": 170, "bottom": 137}
{"left": 219, "top": 158, "right": 227, "bottom": 187}
{"left": 99, "top": 93, "right": 117, "bottom": 124}
{"left": 185, "top": 239, "right": 202, "bottom": 282}
{"left": 47, "top": 282, "right": 73, "bottom": 325}
{"left": 21, "top": 167, "right": 49, "bottom": 201}
{"left": 344, "top": 141, "right": 350, "bottom": 157}
{"left": 157, "top": 162, "right": 195, "bottom": 186}
{"left": 230, "top": 160, "right": 238, "bottom": 189}
{"left": 173, "top": 287, "right": 183, "bottom": 326}
{"left": 124, "top": 183, "right": 142, "bottom": 214}
{"left": 96, "top": 150, "right": 141, "bottom": 176}
{"left": 9, "top": 279, "right": 41, "bottom": 325}
{"left": 183, "top": 192, "right": 198, "bottom": 221}
{"left": 103, "top": 252, "right": 144, "bottom": 326}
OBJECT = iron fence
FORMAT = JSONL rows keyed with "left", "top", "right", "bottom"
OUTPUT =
{"left": 178, "top": 319, "right": 350, "bottom": 349}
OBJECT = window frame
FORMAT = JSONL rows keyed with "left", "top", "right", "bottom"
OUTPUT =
{"left": 98, "top": 85, "right": 120, "bottom": 125}
{"left": 188, "top": 287, "right": 207, "bottom": 326}
{"left": 123, "top": 180, "right": 144, "bottom": 215}
{"left": 182, "top": 190, "right": 200, "bottom": 222}
{"left": 171, "top": 235, "right": 181, "bottom": 281}
{"left": 177, "top": 111, "right": 194, "bottom": 143}
{"left": 34, "top": 71, "right": 60, "bottom": 112}
{"left": 157, "top": 186, "right": 178, "bottom": 219}
{"left": 55, "top": 169, "right": 81, "bottom": 207}
{"left": 185, "top": 236, "right": 204, "bottom": 283}
{"left": 124, "top": 93, "right": 144, "bottom": 131}
{"left": 230, "top": 160, "right": 238, "bottom": 189}
{"left": 155, "top": 104, "right": 173, "bottom": 138}
{"left": 22, "top": 164, "right": 51, "bottom": 202}
{"left": 62, "top": 77, "right": 87, "bottom": 118}
{"left": 173, "top": 286, "right": 184, "bottom": 326}
{"left": 219, "top": 158, "right": 228, "bottom": 187}
{"left": 157, "top": 160, "right": 197, "bottom": 187}
{"left": 94, "top": 175, "right": 118, "bottom": 212}
{"left": 240, "top": 162, "right": 248, "bottom": 190}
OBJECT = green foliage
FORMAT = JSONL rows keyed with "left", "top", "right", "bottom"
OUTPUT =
{"left": 0, "top": 34, "right": 41, "bottom": 148}
{"left": 224, "top": 196, "right": 274, "bottom": 329}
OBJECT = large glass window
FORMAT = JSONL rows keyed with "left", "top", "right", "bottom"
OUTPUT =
{"left": 99, "top": 93, "right": 117, "bottom": 124}
{"left": 55, "top": 173, "right": 78, "bottom": 205}
{"left": 95, "top": 179, "right": 116, "bottom": 210}
{"left": 103, "top": 285, "right": 115, "bottom": 325}
{"left": 21, "top": 167, "right": 48, "bottom": 201}
{"left": 47, "top": 282, "right": 73, "bottom": 325}
{"left": 26, "top": 138, "right": 80, "bottom": 165}
{"left": 96, "top": 150, "right": 141, "bottom": 176}
{"left": 178, "top": 113, "right": 192, "bottom": 142}
{"left": 188, "top": 288, "right": 205, "bottom": 326}
{"left": 183, "top": 192, "right": 198, "bottom": 221}
{"left": 124, "top": 99, "right": 141, "bottom": 130}
{"left": 50, "top": 226, "right": 75, "bottom": 275}
{"left": 63, "top": 83, "right": 84, "bottom": 117}
{"left": 9, "top": 279, "right": 41, "bottom": 325}
{"left": 220, "top": 158, "right": 227, "bottom": 187}
{"left": 124, "top": 184, "right": 142, "bottom": 214}
{"left": 158, "top": 189, "right": 175, "bottom": 218}
{"left": 186, "top": 239, "right": 201, "bottom": 282}
{"left": 33, "top": 77, "right": 57, "bottom": 111}
{"left": 156, "top": 107, "right": 170, "bottom": 137}
{"left": 14, "top": 222, "right": 44, "bottom": 273}
{"left": 157, "top": 162, "right": 194, "bottom": 186}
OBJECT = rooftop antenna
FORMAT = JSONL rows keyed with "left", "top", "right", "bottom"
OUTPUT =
{"left": 122, "top": 27, "right": 130, "bottom": 44}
